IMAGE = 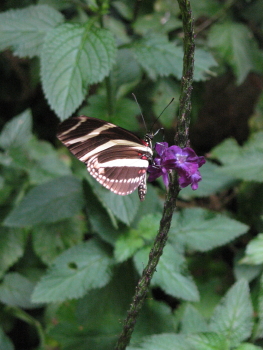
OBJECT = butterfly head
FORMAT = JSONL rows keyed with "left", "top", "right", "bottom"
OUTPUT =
{"left": 143, "top": 133, "right": 154, "bottom": 149}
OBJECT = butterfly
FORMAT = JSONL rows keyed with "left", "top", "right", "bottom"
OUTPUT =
{"left": 57, "top": 116, "right": 154, "bottom": 201}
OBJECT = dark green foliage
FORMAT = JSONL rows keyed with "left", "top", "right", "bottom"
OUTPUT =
{"left": 0, "top": 0, "right": 263, "bottom": 349}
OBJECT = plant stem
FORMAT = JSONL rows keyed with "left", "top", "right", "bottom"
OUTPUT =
{"left": 176, "top": 0, "right": 195, "bottom": 148}
{"left": 114, "top": 1, "right": 195, "bottom": 349}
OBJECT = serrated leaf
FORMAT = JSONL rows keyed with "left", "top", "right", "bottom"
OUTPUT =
{"left": 208, "top": 22, "right": 257, "bottom": 84}
{"left": 170, "top": 208, "right": 248, "bottom": 252}
{"left": 209, "top": 279, "right": 253, "bottom": 347}
{"left": 0, "top": 327, "right": 14, "bottom": 350}
{"left": 127, "top": 334, "right": 191, "bottom": 350}
{"left": 187, "top": 332, "right": 229, "bottom": 350}
{"left": 134, "top": 244, "right": 199, "bottom": 301}
{"left": 32, "top": 218, "right": 85, "bottom": 265}
{"left": 41, "top": 23, "right": 116, "bottom": 119}
{"left": 0, "top": 110, "right": 32, "bottom": 149}
{"left": 0, "top": 227, "right": 26, "bottom": 278}
{"left": 181, "top": 304, "right": 209, "bottom": 334}
{"left": 4, "top": 175, "right": 84, "bottom": 227}
{"left": 131, "top": 34, "right": 183, "bottom": 79}
{"left": 0, "top": 273, "right": 36, "bottom": 309}
{"left": 0, "top": 5, "right": 64, "bottom": 57}
{"left": 32, "top": 240, "right": 113, "bottom": 303}
{"left": 241, "top": 234, "right": 263, "bottom": 265}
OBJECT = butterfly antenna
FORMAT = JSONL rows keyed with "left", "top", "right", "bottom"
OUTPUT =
{"left": 150, "top": 98, "right": 174, "bottom": 132}
{"left": 132, "top": 93, "right": 147, "bottom": 132}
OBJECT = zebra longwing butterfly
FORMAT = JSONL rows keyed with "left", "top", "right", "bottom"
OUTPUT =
{"left": 57, "top": 116, "right": 153, "bottom": 201}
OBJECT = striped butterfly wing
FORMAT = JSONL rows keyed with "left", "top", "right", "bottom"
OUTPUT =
{"left": 57, "top": 116, "right": 153, "bottom": 200}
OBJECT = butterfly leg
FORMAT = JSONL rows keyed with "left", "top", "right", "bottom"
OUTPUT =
{"left": 138, "top": 174, "right": 147, "bottom": 201}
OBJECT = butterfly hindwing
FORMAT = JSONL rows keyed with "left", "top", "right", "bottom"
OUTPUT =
{"left": 57, "top": 116, "right": 153, "bottom": 200}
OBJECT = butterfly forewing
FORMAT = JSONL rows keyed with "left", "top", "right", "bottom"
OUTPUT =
{"left": 57, "top": 116, "right": 153, "bottom": 200}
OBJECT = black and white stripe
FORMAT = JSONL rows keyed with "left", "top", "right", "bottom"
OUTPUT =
{"left": 57, "top": 116, "right": 153, "bottom": 200}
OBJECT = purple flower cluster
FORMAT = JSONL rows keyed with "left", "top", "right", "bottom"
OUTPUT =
{"left": 148, "top": 142, "right": 206, "bottom": 190}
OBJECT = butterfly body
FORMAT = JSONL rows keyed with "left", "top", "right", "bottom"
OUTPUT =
{"left": 57, "top": 116, "right": 153, "bottom": 200}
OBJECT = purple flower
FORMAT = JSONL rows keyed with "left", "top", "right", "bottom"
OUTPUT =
{"left": 148, "top": 142, "right": 206, "bottom": 190}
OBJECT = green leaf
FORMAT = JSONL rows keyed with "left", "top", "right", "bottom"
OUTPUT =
{"left": 49, "top": 264, "right": 134, "bottom": 349}
{"left": 114, "top": 231, "right": 145, "bottom": 263}
{"left": 180, "top": 161, "right": 236, "bottom": 198}
{"left": 8, "top": 137, "right": 71, "bottom": 184}
{"left": 194, "top": 48, "right": 218, "bottom": 81}
{"left": 208, "top": 22, "right": 258, "bottom": 84}
{"left": 0, "top": 273, "right": 36, "bottom": 309}
{"left": 181, "top": 304, "right": 209, "bottom": 333}
{"left": 135, "top": 299, "right": 174, "bottom": 339}
{"left": 210, "top": 138, "right": 242, "bottom": 165}
{"left": 212, "top": 132, "right": 263, "bottom": 182}
{"left": 41, "top": 23, "right": 116, "bottom": 119}
{"left": 235, "top": 344, "right": 263, "bottom": 350}
{"left": 209, "top": 279, "right": 253, "bottom": 347}
{"left": 32, "top": 240, "right": 113, "bottom": 303}
{"left": 112, "top": 1, "right": 133, "bottom": 20}
{"left": 152, "top": 78, "right": 180, "bottom": 128}
{"left": 191, "top": 0, "right": 222, "bottom": 17}
{"left": 111, "top": 48, "right": 142, "bottom": 98}
{"left": 0, "top": 110, "right": 32, "bottom": 149}
{"left": 131, "top": 34, "right": 183, "bottom": 79}
{"left": 104, "top": 16, "right": 130, "bottom": 45}
{"left": 187, "top": 332, "right": 229, "bottom": 350}
{"left": 134, "top": 244, "right": 199, "bottom": 301}
{"left": 0, "top": 227, "right": 26, "bottom": 278}
{"left": 131, "top": 35, "right": 216, "bottom": 81}
{"left": 4, "top": 175, "right": 84, "bottom": 227}
{"left": 81, "top": 95, "right": 139, "bottom": 131}
{"left": 0, "top": 327, "right": 14, "bottom": 350}
{"left": 32, "top": 218, "right": 86, "bottom": 265}
{"left": 133, "top": 12, "right": 182, "bottom": 35}
{"left": 0, "top": 5, "right": 64, "bottom": 57}
{"left": 254, "top": 273, "right": 263, "bottom": 339}
{"left": 234, "top": 257, "right": 262, "bottom": 282}
{"left": 114, "top": 214, "right": 160, "bottom": 262}
{"left": 49, "top": 264, "right": 174, "bottom": 349}
{"left": 241, "top": 234, "right": 263, "bottom": 265}
{"left": 127, "top": 334, "right": 191, "bottom": 350}
{"left": 86, "top": 175, "right": 140, "bottom": 225}
{"left": 170, "top": 208, "right": 248, "bottom": 252}
{"left": 83, "top": 179, "right": 121, "bottom": 245}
